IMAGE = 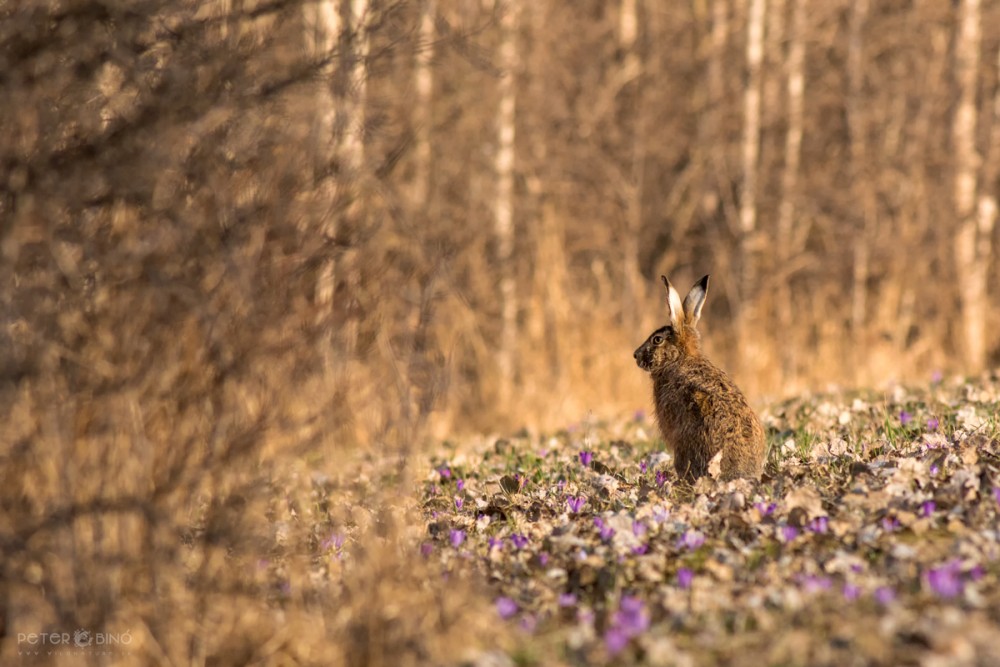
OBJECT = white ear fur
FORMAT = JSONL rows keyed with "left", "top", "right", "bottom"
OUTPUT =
{"left": 661, "top": 275, "right": 684, "bottom": 328}
{"left": 683, "top": 275, "right": 710, "bottom": 327}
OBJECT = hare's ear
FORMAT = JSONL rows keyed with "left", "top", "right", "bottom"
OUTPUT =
{"left": 661, "top": 275, "right": 684, "bottom": 328}
{"left": 683, "top": 275, "right": 709, "bottom": 327}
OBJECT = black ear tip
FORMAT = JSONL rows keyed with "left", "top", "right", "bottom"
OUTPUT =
{"left": 660, "top": 275, "right": 670, "bottom": 288}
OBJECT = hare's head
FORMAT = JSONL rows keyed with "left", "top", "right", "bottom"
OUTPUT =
{"left": 633, "top": 274, "right": 709, "bottom": 372}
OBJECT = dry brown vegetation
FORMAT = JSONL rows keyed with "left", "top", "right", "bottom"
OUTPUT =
{"left": 1, "top": 0, "right": 999, "bottom": 665}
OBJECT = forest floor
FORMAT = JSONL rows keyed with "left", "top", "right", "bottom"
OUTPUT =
{"left": 419, "top": 372, "right": 1000, "bottom": 666}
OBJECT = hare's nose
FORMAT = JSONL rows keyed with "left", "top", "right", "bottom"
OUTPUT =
{"left": 633, "top": 349, "right": 639, "bottom": 359}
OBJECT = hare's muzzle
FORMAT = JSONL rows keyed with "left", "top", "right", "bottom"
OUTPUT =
{"left": 633, "top": 346, "right": 650, "bottom": 371}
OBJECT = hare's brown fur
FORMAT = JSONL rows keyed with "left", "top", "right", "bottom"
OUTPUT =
{"left": 634, "top": 275, "right": 765, "bottom": 482}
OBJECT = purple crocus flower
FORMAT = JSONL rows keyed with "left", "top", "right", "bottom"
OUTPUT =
{"left": 655, "top": 470, "right": 668, "bottom": 488}
{"left": 899, "top": 411, "right": 913, "bottom": 426}
{"left": 754, "top": 502, "right": 777, "bottom": 517}
{"left": 631, "top": 544, "right": 649, "bottom": 556}
{"left": 881, "top": 516, "right": 900, "bottom": 533}
{"left": 652, "top": 506, "right": 669, "bottom": 523}
{"left": 538, "top": 552, "right": 550, "bottom": 566}
{"left": 925, "top": 561, "right": 964, "bottom": 598}
{"left": 519, "top": 614, "right": 537, "bottom": 633}
{"left": 449, "top": 529, "right": 466, "bottom": 548}
{"left": 420, "top": 542, "right": 433, "bottom": 557}
{"left": 639, "top": 460, "right": 648, "bottom": 474}
{"left": 321, "top": 531, "right": 345, "bottom": 551}
{"left": 781, "top": 525, "right": 800, "bottom": 542}
{"left": 970, "top": 564, "right": 986, "bottom": 581}
{"left": 930, "top": 463, "right": 941, "bottom": 475}
{"left": 926, "top": 418, "right": 940, "bottom": 432}
{"left": 567, "top": 495, "right": 586, "bottom": 513}
{"left": 455, "top": 497, "right": 464, "bottom": 510}
{"left": 510, "top": 533, "right": 529, "bottom": 550}
{"left": 487, "top": 536, "right": 503, "bottom": 551}
{"left": 800, "top": 575, "right": 832, "bottom": 594}
{"left": 456, "top": 478, "right": 465, "bottom": 492}
{"left": 676, "top": 567, "right": 694, "bottom": 589}
{"left": 678, "top": 530, "right": 705, "bottom": 550}
{"left": 920, "top": 500, "right": 936, "bottom": 517}
{"left": 599, "top": 523, "right": 616, "bottom": 542}
{"left": 604, "top": 627, "right": 630, "bottom": 656}
{"left": 603, "top": 596, "right": 650, "bottom": 656}
{"left": 842, "top": 583, "right": 861, "bottom": 601}
{"left": 807, "top": 517, "right": 828, "bottom": 534}
{"left": 438, "top": 465, "right": 452, "bottom": 480}
{"left": 579, "top": 451, "right": 593, "bottom": 467}
{"left": 558, "top": 592, "right": 578, "bottom": 607}
{"left": 496, "top": 596, "right": 518, "bottom": 619}
{"left": 632, "top": 521, "right": 647, "bottom": 538}
{"left": 874, "top": 586, "right": 895, "bottom": 605}
{"left": 613, "top": 596, "right": 650, "bottom": 636}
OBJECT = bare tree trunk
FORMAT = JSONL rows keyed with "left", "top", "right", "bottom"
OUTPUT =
{"left": 702, "top": 0, "right": 730, "bottom": 224}
{"left": 707, "top": 0, "right": 728, "bottom": 143}
{"left": 337, "top": 0, "right": 369, "bottom": 355}
{"left": 340, "top": 0, "right": 368, "bottom": 190}
{"left": 620, "top": 0, "right": 645, "bottom": 332}
{"left": 495, "top": 0, "right": 519, "bottom": 408}
{"left": 412, "top": 0, "right": 436, "bottom": 208}
{"left": 739, "top": 0, "right": 764, "bottom": 238}
{"left": 306, "top": 0, "right": 367, "bottom": 357}
{"left": 970, "top": 39, "right": 999, "bottom": 369}
{"left": 953, "top": 0, "right": 986, "bottom": 372}
{"left": 307, "top": 0, "right": 342, "bottom": 327}
{"left": 738, "top": 0, "right": 765, "bottom": 379}
{"left": 846, "top": 0, "right": 872, "bottom": 350}
{"left": 775, "top": 0, "right": 805, "bottom": 383}
{"left": 763, "top": 0, "right": 785, "bottom": 116}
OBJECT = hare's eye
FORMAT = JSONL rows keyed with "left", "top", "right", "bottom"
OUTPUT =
{"left": 652, "top": 335, "right": 664, "bottom": 345}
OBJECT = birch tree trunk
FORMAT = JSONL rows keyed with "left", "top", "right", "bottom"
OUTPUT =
{"left": 738, "top": 0, "right": 765, "bottom": 378}
{"left": 703, "top": 0, "right": 729, "bottom": 221}
{"left": 708, "top": 0, "right": 728, "bottom": 138}
{"left": 495, "top": 0, "right": 518, "bottom": 408}
{"left": 336, "top": 0, "right": 368, "bottom": 355}
{"left": 307, "top": 0, "right": 342, "bottom": 324}
{"left": 847, "top": 0, "right": 871, "bottom": 349}
{"left": 953, "top": 0, "right": 986, "bottom": 372}
{"left": 412, "top": 0, "right": 436, "bottom": 208}
{"left": 739, "top": 0, "right": 764, "bottom": 239}
{"left": 775, "top": 0, "right": 805, "bottom": 381}
{"left": 340, "top": 0, "right": 369, "bottom": 191}
{"left": 975, "top": 44, "right": 1000, "bottom": 359}
{"left": 620, "top": 0, "right": 645, "bottom": 332}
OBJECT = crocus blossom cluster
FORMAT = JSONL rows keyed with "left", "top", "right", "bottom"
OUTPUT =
{"left": 604, "top": 596, "right": 650, "bottom": 656}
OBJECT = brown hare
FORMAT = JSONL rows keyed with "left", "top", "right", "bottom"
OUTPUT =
{"left": 633, "top": 274, "right": 765, "bottom": 482}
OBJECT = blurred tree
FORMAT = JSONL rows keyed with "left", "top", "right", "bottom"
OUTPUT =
{"left": 953, "top": 0, "right": 988, "bottom": 372}
{"left": 494, "top": 0, "right": 519, "bottom": 409}
{"left": 738, "top": 0, "right": 766, "bottom": 376}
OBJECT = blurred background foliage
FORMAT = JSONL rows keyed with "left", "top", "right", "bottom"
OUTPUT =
{"left": 1, "top": 0, "right": 999, "bottom": 664}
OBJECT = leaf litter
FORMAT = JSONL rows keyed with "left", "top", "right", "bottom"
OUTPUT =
{"left": 421, "top": 373, "right": 1000, "bottom": 665}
